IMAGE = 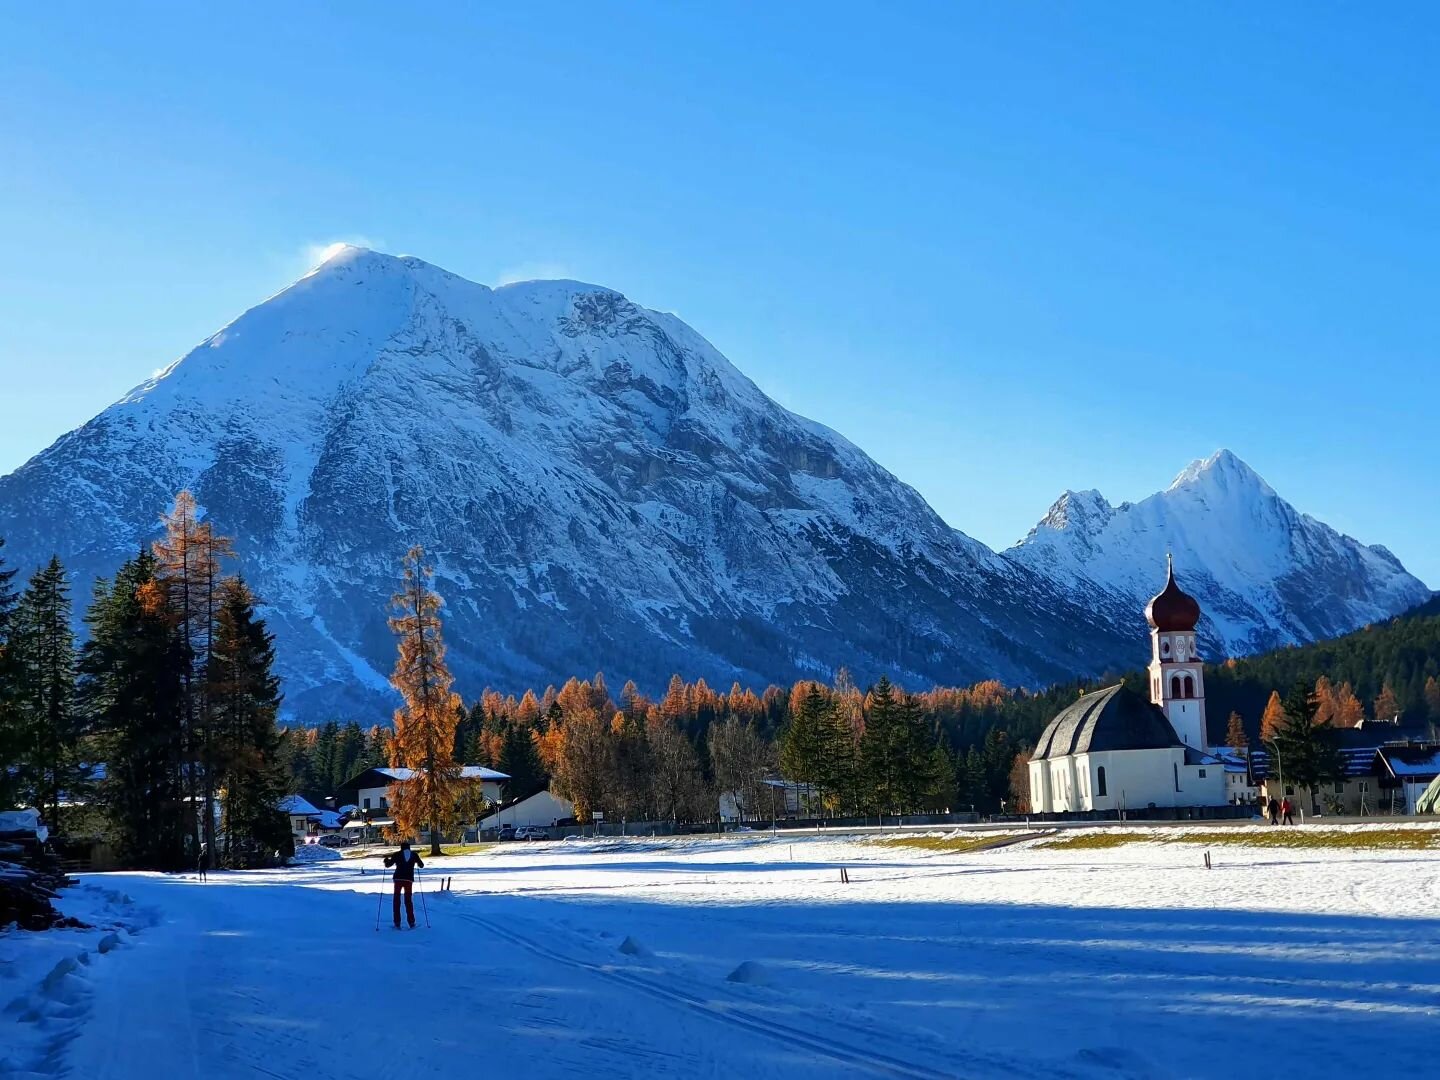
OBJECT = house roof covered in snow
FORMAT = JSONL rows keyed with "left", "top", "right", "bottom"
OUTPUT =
{"left": 279, "top": 794, "right": 323, "bottom": 817}
{"left": 1376, "top": 744, "right": 1440, "bottom": 780}
{"left": 338, "top": 765, "right": 510, "bottom": 795}
{"left": 376, "top": 766, "right": 509, "bottom": 782}
{"left": 1251, "top": 728, "right": 1435, "bottom": 782}
{"left": 1032, "top": 685, "right": 1184, "bottom": 761}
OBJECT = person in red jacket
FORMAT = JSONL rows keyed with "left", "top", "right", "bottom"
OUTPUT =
{"left": 1280, "top": 797, "right": 1295, "bottom": 826}
{"left": 383, "top": 840, "right": 424, "bottom": 928}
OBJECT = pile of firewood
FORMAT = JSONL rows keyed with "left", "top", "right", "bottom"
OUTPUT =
{"left": 1, "top": 828, "right": 82, "bottom": 931}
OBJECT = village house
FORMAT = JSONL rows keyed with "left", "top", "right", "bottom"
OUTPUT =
{"left": 336, "top": 765, "right": 510, "bottom": 833}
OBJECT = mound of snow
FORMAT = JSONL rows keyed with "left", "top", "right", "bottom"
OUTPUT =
{"left": 290, "top": 845, "right": 343, "bottom": 864}
{"left": 618, "top": 936, "right": 650, "bottom": 957}
{"left": 726, "top": 960, "right": 772, "bottom": 986}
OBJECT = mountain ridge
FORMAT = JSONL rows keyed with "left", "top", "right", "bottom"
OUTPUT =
{"left": 1004, "top": 449, "right": 1430, "bottom": 656}
{"left": 0, "top": 249, "right": 1428, "bottom": 720}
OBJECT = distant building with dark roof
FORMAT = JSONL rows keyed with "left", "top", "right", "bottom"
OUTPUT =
{"left": 1251, "top": 723, "right": 1440, "bottom": 815}
{"left": 1029, "top": 560, "right": 1228, "bottom": 813}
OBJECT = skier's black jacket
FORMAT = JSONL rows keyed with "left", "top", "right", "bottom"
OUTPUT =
{"left": 383, "top": 849, "right": 424, "bottom": 881}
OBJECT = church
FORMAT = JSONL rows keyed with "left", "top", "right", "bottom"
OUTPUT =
{"left": 1028, "top": 558, "right": 1228, "bottom": 814}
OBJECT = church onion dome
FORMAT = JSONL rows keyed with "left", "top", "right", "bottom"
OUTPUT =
{"left": 1145, "top": 555, "right": 1201, "bottom": 632}
{"left": 1031, "top": 684, "right": 1184, "bottom": 761}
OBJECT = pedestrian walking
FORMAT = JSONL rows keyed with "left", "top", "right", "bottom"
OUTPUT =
{"left": 1280, "top": 797, "right": 1295, "bottom": 826}
{"left": 383, "top": 840, "right": 425, "bottom": 929}
{"left": 197, "top": 841, "right": 209, "bottom": 882}
{"left": 1267, "top": 797, "right": 1280, "bottom": 826}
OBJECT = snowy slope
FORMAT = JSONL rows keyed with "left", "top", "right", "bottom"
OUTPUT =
{"left": 0, "top": 246, "right": 1130, "bottom": 719}
{"left": 9, "top": 831, "right": 1437, "bottom": 1079}
{"left": 1005, "top": 449, "right": 1432, "bottom": 655}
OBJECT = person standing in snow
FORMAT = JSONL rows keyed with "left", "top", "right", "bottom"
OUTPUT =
{"left": 1280, "top": 797, "right": 1295, "bottom": 826}
{"left": 384, "top": 840, "right": 424, "bottom": 928}
{"left": 197, "top": 841, "right": 209, "bottom": 882}
{"left": 1267, "top": 797, "right": 1280, "bottom": 826}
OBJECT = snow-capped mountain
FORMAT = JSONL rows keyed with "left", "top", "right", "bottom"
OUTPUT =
{"left": 0, "top": 249, "right": 1427, "bottom": 721}
{"left": 0, "top": 246, "right": 1133, "bottom": 720}
{"left": 1005, "top": 449, "right": 1432, "bottom": 656}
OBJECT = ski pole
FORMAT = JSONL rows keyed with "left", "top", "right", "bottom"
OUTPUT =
{"left": 417, "top": 871, "right": 430, "bottom": 929}
{"left": 374, "top": 857, "right": 388, "bottom": 931}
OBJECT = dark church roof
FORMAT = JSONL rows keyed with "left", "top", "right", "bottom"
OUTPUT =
{"left": 1145, "top": 556, "right": 1202, "bottom": 632}
{"left": 1032, "top": 684, "right": 1185, "bottom": 761}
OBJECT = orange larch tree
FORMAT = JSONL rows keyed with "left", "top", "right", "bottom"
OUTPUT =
{"left": 1224, "top": 711, "right": 1248, "bottom": 751}
{"left": 386, "top": 546, "right": 468, "bottom": 856}
{"left": 1260, "top": 690, "right": 1285, "bottom": 742}
{"left": 153, "top": 490, "right": 236, "bottom": 862}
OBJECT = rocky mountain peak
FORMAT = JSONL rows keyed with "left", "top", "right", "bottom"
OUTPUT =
{"left": 0, "top": 255, "right": 1428, "bottom": 722}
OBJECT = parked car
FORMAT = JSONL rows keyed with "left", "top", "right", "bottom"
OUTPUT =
{"left": 515, "top": 826, "right": 550, "bottom": 841}
{"left": 316, "top": 833, "right": 351, "bottom": 848}
{"left": 498, "top": 824, "right": 516, "bottom": 841}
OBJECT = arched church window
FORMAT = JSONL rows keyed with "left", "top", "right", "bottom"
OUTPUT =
{"left": 1183, "top": 675, "right": 1195, "bottom": 699}
{"left": 1171, "top": 676, "right": 1182, "bottom": 698}
{"left": 1096, "top": 766, "right": 1107, "bottom": 797}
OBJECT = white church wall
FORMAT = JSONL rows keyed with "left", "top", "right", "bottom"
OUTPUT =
{"left": 1081, "top": 749, "right": 1187, "bottom": 812}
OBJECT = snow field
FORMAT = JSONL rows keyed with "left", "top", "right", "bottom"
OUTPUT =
{"left": 3, "top": 827, "right": 1438, "bottom": 1078}
{"left": 1, "top": 884, "right": 156, "bottom": 1078}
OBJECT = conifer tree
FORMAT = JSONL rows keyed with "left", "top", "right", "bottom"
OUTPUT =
{"left": 0, "top": 538, "right": 23, "bottom": 809}
{"left": 153, "top": 492, "right": 235, "bottom": 861}
{"left": 1260, "top": 690, "right": 1285, "bottom": 742}
{"left": 893, "top": 692, "right": 943, "bottom": 812}
{"left": 210, "top": 580, "right": 289, "bottom": 867}
{"left": 1332, "top": 682, "right": 1364, "bottom": 728}
{"left": 496, "top": 723, "right": 546, "bottom": 801}
{"left": 1373, "top": 681, "right": 1401, "bottom": 724}
{"left": 387, "top": 546, "right": 467, "bottom": 855}
{"left": 14, "top": 557, "right": 80, "bottom": 830}
{"left": 779, "top": 685, "right": 830, "bottom": 814}
{"left": 860, "top": 677, "right": 902, "bottom": 814}
{"left": 607, "top": 709, "right": 654, "bottom": 823}
{"left": 1426, "top": 676, "right": 1440, "bottom": 723}
{"left": 552, "top": 705, "right": 612, "bottom": 823}
{"left": 1224, "top": 710, "right": 1248, "bottom": 751}
{"left": 1270, "top": 681, "right": 1342, "bottom": 804}
{"left": 82, "top": 552, "right": 188, "bottom": 870}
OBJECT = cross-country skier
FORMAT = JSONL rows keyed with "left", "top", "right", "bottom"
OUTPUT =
{"left": 383, "top": 840, "right": 424, "bottom": 929}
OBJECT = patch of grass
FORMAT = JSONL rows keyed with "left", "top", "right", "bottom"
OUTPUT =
{"left": 423, "top": 844, "right": 494, "bottom": 857}
{"left": 1033, "top": 833, "right": 1135, "bottom": 851}
{"left": 339, "top": 842, "right": 495, "bottom": 859}
{"left": 872, "top": 834, "right": 1025, "bottom": 854}
{"left": 1037, "top": 827, "right": 1440, "bottom": 852}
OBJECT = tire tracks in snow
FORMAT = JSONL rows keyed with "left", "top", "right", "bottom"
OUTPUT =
{"left": 452, "top": 908, "right": 1022, "bottom": 1080}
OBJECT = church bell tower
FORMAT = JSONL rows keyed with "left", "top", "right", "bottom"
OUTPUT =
{"left": 1145, "top": 555, "right": 1208, "bottom": 751}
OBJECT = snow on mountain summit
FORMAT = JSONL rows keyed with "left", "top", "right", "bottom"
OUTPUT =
{"left": 0, "top": 252, "right": 1427, "bottom": 722}
{"left": 0, "top": 249, "right": 1130, "bottom": 719}
{"left": 1005, "top": 450, "right": 1431, "bottom": 656}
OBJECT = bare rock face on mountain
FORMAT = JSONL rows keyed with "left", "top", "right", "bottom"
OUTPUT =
{"left": 1004, "top": 449, "right": 1432, "bottom": 657}
{"left": 0, "top": 248, "right": 1131, "bottom": 719}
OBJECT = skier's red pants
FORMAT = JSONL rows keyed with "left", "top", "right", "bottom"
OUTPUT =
{"left": 393, "top": 880, "right": 415, "bottom": 927}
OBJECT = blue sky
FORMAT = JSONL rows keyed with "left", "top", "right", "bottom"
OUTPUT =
{"left": 2, "top": 2, "right": 1436, "bottom": 584}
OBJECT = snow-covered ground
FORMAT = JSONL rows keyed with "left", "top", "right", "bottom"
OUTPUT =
{"left": 5, "top": 828, "right": 1439, "bottom": 1078}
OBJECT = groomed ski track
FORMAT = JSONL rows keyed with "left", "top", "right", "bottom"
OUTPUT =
{"left": 14, "top": 830, "right": 1440, "bottom": 1079}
